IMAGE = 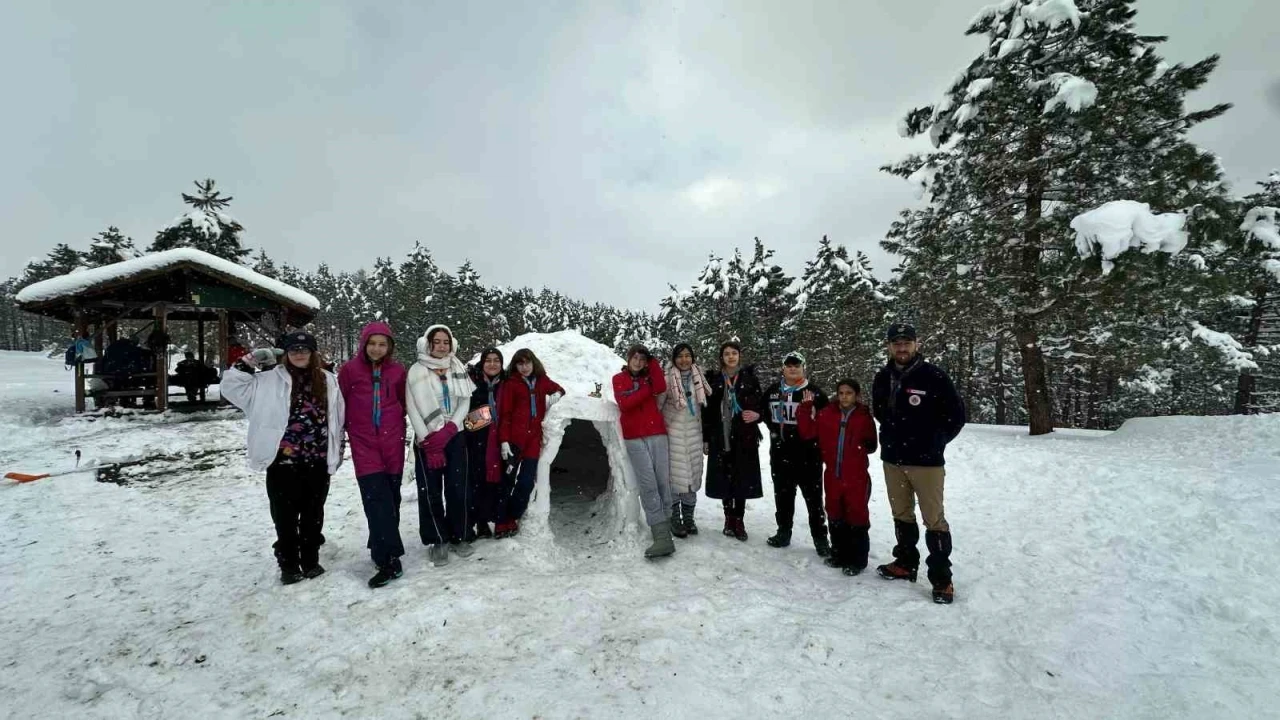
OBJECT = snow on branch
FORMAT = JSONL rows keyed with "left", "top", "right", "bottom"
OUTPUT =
{"left": 1038, "top": 73, "right": 1098, "bottom": 113}
{"left": 1189, "top": 321, "right": 1257, "bottom": 371}
{"left": 1071, "top": 200, "right": 1188, "bottom": 274}
{"left": 1240, "top": 206, "right": 1280, "bottom": 249}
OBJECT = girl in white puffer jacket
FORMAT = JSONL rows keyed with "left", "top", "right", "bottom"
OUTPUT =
{"left": 659, "top": 343, "right": 709, "bottom": 538}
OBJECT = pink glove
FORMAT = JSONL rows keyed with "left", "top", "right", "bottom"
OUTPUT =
{"left": 422, "top": 423, "right": 459, "bottom": 469}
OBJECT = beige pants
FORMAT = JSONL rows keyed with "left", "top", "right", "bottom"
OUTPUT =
{"left": 882, "top": 464, "right": 949, "bottom": 532}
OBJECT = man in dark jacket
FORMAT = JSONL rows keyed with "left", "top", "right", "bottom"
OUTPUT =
{"left": 763, "top": 351, "right": 831, "bottom": 556}
{"left": 871, "top": 323, "right": 966, "bottom": 604}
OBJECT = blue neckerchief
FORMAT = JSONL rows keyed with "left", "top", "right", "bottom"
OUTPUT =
{"left": 723, "top": 372, "right": 742, "bottom": 416}
{"left": 780, "top": 379, "right": 808, "bottom": 395}
{"left": 436, "top": 371, "right": 451, "bottom": 413}
{"left": 488, "top": 377, "right": 500, "bottom": 421}
{"left": 371, "top": 365, "right": 382, "bottom": 429}
{"left": 836, "top": 407, "right": 854, "bottom": 478}
{"left": 526, "top": 376, "right": 538, "bottom": 418}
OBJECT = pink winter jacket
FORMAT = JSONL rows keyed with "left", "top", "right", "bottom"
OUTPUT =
{"left": 338, "top": 322, "right": 409, "bottom": 477}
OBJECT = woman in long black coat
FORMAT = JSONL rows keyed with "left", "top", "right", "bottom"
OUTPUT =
{"left": 702, "top": 341, "right": 765, "bottom": 542}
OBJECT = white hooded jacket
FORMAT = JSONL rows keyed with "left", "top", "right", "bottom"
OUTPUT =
{"left": 221, "top": 363, "right": 346, "bottom": 474}
{"left": 406, "top": 324, "right": 475, "bottom": 441}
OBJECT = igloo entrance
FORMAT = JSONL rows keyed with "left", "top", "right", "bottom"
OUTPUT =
{"left": 547, "top": 419, "right": 612, "bottom": 542}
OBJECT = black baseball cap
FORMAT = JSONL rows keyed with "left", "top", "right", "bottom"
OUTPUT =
{"left": 885, "top": 323, "right": 917, "bottom": 342}
{"left": 278, "top": 331, "right": 317, "bottom": 352}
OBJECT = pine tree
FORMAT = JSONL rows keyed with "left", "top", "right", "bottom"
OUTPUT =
{"left": 83, "top": 227, "right": 140, "bottom": 268}
{"left": 1226, "top": 171, "right": 1280, "bottom": 412}
{"left": 884, "top": 0, "right": 1230, "bottom": 434}
{"left": 150, "top": 179, "right": 250, "bottom": 262}
{"left": 251, "top": 249, "right": 279, "bottom": 279}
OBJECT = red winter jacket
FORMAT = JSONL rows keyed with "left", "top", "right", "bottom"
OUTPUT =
{"left": 613, "top": 358, "right": 668, "bottom": 440}
{"left": 796, "top": 402, "right": 877, "bottom": 486}
{"left": 337, "top": 322, "right": 408, "bottom": 477}
{"left": 497, "top": 373, "right": 565, "bottom": 460}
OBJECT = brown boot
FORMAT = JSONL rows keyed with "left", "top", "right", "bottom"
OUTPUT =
{"left": 876, "top": 562, "right": 918, "bottom": 582}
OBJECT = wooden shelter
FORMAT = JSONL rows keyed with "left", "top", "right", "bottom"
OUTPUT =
{"left": 16, "top": 248, "right": 318, "bottom": 412}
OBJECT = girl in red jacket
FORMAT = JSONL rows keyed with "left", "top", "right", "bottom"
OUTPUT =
{"left": 796, "top": 378, "right": 878, "bottom": 575}
{"left": 337, "top": 322, "right": 408, "bottom": 588}
{"left": 494, "top": 348, "right": 564, "bottom": 537}
{"left": 612, "top": 345, "right": 674, "bottom": 559}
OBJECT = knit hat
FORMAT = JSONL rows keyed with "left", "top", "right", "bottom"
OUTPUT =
{"left": 277, "top": 330, "right": 317, "bottom": 352}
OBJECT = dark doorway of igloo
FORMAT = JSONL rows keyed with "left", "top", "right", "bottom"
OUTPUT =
{"left": 549, "top": 419, "right": 611, "bottom": 540}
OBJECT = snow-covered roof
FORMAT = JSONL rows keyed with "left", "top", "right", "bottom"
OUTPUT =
{"left": 15, "top": 248, "right": 320, "bottom": 312}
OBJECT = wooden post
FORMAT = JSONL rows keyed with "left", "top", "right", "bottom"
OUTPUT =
{"left": 197, "top": 316, "right": 207, "bottom": 402}
{"left": 74, "top": 311, "right": 87, "bottom": 413}
{"left": 93, "top": 319, "right": 104, "bottom": 357}
{"left": 217, "top": 309, "right": 229, "bottom": 405}
{"left": 155, "top": 304, "right": 169, "bottom": 411}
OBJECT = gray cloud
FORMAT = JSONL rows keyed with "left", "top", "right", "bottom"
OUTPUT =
{"left": 2, "top": 0, "right": 1275, "bottom": 310}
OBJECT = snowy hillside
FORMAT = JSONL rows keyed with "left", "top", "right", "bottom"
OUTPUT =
{"left": 1, "top": 350, "right": 1279, "bottom": 718}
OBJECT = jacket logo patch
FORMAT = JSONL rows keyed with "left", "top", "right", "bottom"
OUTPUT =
{"left": 906, "top": 389, "right": 927, "bottom": 395}
{"left": 908, "top": 394, "right": 922, "bottom": 406}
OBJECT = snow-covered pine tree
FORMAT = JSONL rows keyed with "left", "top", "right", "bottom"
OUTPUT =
{"left": 83, "top": 227, "right": 140, "bottom": 268}
{"left": 741, "top": 238, "right": 796, "bottom": 366}
{"left": 394, "top": 242, "right": 440, "bottom": 357}
{"left": 251, "top": 249, "right": 279, "bottom": 279}
{"left": 151, "top": 179, "right": 250, "bottom": 262}
{"left": 1227, "top": 171, "right": 1280, "bottom": 413}
{"left": 787, "top": 236, "right": 887, "bottom": 390}
{"left": 884, "top": 0, "right": 1230, "bottom": 434}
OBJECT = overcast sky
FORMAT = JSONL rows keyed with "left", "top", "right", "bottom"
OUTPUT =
{"left": 2, "top": 0, "right": 1276, "bottom": 310}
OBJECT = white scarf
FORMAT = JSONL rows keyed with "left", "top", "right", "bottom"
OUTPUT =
{"left": 409, "top": 325, "right": 475, "bottom": 436}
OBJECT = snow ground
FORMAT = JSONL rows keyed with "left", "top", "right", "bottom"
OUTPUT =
{"left": 1, "top": 350, "right": 1279, "bottom": 719}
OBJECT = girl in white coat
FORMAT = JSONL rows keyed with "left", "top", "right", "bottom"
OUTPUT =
{"left": 221, "top": 330, "right": 346, "bottom": 586}
{"left": 660, "top": 343, "right": 709, "bottom": 538}
{"left": 406, "top": 325, "right": 476, "bottom": 567}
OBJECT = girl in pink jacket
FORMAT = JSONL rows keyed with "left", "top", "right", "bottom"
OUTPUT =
{"left": 337, "top": 322, "right": 409, "bottom": 588}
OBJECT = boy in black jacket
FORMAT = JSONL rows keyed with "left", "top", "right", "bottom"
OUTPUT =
{"left": 763, "top": 351, "right": 831, "bottom": 557}
{"left": 872, "top": 323, "right": 966, "bottom": 604}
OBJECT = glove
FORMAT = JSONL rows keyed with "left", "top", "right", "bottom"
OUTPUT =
{"left": 741, "top": 410, "right": 760, "bottom": 423}
{"left": 501, "top": 442, "right": 513, "bottom": 460}
{"left": 422, "top": 424, "right": 458, "bottom": 470}
{"left": 546, "top": 392, "right": 563, "bottom": 408}
{"left": 247, "top": 347, "right": 282, "bottom": 368}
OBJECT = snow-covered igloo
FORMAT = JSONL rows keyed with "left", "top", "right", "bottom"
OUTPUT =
{"left": 472, "top": 331, "right": 641, "bottom": 546}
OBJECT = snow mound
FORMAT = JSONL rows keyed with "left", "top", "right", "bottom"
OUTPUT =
{"left": 15, "top": 248, "right": 319, "bottom": 311}
{"left": 472, "top": 330, "right": 623, "bottom": 399}
{"left": 1110, "top": 413, "right": 1280, "bottom": 453}
{"left": 1071, "top": 200, "right": 1188, "bottom": 273}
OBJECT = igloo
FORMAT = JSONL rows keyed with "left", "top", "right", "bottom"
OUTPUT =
{"left": 472, "top": 331, "right": 641, "bottom": 545}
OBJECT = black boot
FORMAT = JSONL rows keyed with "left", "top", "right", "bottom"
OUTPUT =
{"left": 766, "top": 529, "right": 791, "bottom": 548}
{"left": 733, "top": 512, "right": 749, "bottom": 542}
{"left": 813, "top": 526, "right": 831, "bottom": 558}
{"left": 926, "top": 530, "right": 954, "bottom": 602}
{"left": 824, "top": 521, "right": 848, "bottom": 568}
{"left": 368, "top": 565, "right": 396, "bottom": 588}
{"left": 302, "top": 563, "right": 326, "bottom": 579}
{"left": 279, "top": 561, "right": 304, "bottom": 585}
{"left": 845, "top": 525, "right": 870, "bottom": 575}
{"left": 475, "top": 523, "right": 493, "bottom": 540}
{"left": 876, "top": 520, "right": 919, "bottom": 581}
{"left": 671, "top": 504, "right": 689, "bottom": 539}
{"left": 390, "top": 557, "right": 404, "bottom": 578}
{"left": 682, "top": 503, "right": 698, "bottom": 535}
{"left": 723, "top": 510, "right": 735, "bottom": 537}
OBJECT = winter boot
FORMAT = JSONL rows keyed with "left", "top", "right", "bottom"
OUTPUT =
{"left": 723, "top": 511, "right": 735, "bottom": 537}
{"left": 450, "top": 541, "right": 476, "bottom": 558}
{"left": 766, "top": 530, "right": 792, "bottom": 548}
{"left": 682, "top": 503, "right": 698, "bottom": 535}
{"left": 475, "top": 523, "right": 493, "bottom": 540}
{"left": 732, "top": 516, "right": 749, "bottom": 542}
{"left": 876, "top": 563, "right": 917, "bottom": 581}
{"left": 644, "top": 521, "right": 676, "bottom": 559}
{"left": 925, "top": 530, "right": 954, "bottom": 590}
{"left": 932, "top": 583, "right": 955, "bottom": 604}
{"left": 493, "top": 521, "right": 512, "bottom": 539}
{"left": 824, "top": 521, "right": 848, "bottom": 569}
{"left": 509, "top": 519, "right": 522, "bottom": 537}
{"left": 847, "top": 525, "right": 871, "bottom": 575}
{"left": 671, "top": 504, "right": 689, "bottom": 539}
{"left": 301, "top": 563, "right": 326, "bottom": 579}
{"left": 279, "top": 566, "right": 304, "bottom": 585}
{"left": 390, "top": 557, "right": 404, "bottom": 579}
{"left": 368, "top": 565, "right": 396, "bottom": 588}
{"left": 813, "top": 532, "right": 831, "bottom": 558}
{"left": 428, "top": 543, "right": 450, "bottom": 567}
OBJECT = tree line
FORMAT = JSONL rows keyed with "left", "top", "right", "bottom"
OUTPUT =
{"left": 4, "top": 0, "right": 1277, "bottom": 432}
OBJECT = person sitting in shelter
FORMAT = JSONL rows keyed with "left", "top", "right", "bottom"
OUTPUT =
{"left": 175, "top": 351, "right": 211, "bottom": 402}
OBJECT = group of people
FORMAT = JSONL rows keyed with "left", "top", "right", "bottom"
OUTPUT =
{"left": 221, "top": 319, "right": 966, "bottom": 605}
